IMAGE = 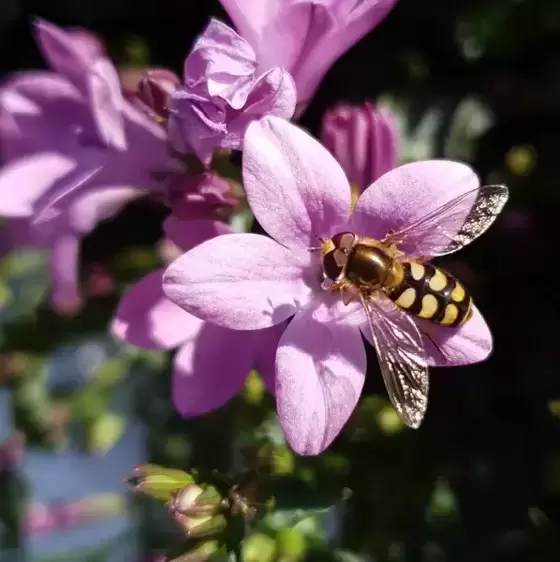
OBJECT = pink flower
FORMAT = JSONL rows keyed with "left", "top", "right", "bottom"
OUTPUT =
{"left": 0, "top": 20, "right": 233, "bottom": 312}
{"left": 220, "top": 0, "right": 398, "bottom": 109}
{"left": 321, "top": 102, "right": 398, "bottom": 192}
{"left": 167, "top": 19, "right": 296, "bottom": 163}
{"left": 111, "top": 216, "right": 283, "bottom": 416}
{"left": 163, "top": 117, "right": 497, "bottom": 455}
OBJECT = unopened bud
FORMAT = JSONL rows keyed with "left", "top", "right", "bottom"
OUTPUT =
{"left": 169, "top": 484, "right": 226, "bottom": 538}
{"left": 127, "top": 464, "right": 194, "bottom": 501}
{"left": 138, "top": 69, "right": 180, "bottom": 120}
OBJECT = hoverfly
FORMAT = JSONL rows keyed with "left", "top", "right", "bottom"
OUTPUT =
{"left": 320, "top": 184, "right": 509, "bottom": 428}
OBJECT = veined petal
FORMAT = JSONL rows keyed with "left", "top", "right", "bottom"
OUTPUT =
{"left": 163, "top": 216, "right": 233, "bottom": 252}
{"left": 276, "top": 299, "right": 366, "bottom": 455}
{"left": 189, "top": 19, "right": 257, "bottom": 108}
{"left": 418, "top": 306, "right": 493, "bottom": 367}
{"left": 173, "top": 323, "right": 257, "bottom": 416}
{"left": 0, "top": 153, "right": 77, "bottom": 217}
{"left": 111, "top": 269, "right": 199, "bottom": 350}
{"left": 163, "top": 233, "right": 316, "bottom": 330}
{"left": 350, "top": 161, "right": 480, "bottom": 255}
{"left": 243, "top": 117, "right": 351, "bottom": 248}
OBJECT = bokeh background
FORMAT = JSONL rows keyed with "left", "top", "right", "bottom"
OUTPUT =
{"left": 1, "top": 0, "right": 560, "bottom": 561}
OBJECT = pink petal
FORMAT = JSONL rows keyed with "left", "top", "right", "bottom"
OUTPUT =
{"left": 350, "top": 161, "right": 480, "bottom": 255}
{"left": 276, "top": 299, "right": 366, "bottom": 455}
{"left": 163, "top": 216, "right": 233, "bottom": 252}
{"left": 417, "top": 305, "right": 493, "bottom": 367}
{"left": 68, "top": 187, "right": 143, "bottom": 234}
{"left": 173, "top": 323, "right": 258, "bottom": 416}
{"left": 0, "top": 72, "right": 83, "bottom": 160}
{"left": 88, "top": 59, "right": 127, "bottom": 151}
{"left": 243, "top": 116, "right": 351, "bottom": 248}
{"left": 293, "top": 0, "right": 398, "bottom": 104}
{"left": 218, "top": 0, "right": 281, "bottom": 49}
{"left": 0, "top": 153, "right": 77, "bottom": 217}
{"left": 223, "top": 67, "right": 296, "bottom": 149}
{"left": 34, "top": 19, "right": 92, "bottom": 79}
{"left": 189, "top": 19, "right": 257, "bottom": 108}
{"left": 111, "top": 270, "right": 198, "bottom": 350}
{"left": 163, "top": 233, "right": 316, "bottom": 330}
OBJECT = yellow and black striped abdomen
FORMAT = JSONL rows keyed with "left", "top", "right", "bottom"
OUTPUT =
{"left": 385, "top": 261, "right": 473, "bottom": 327}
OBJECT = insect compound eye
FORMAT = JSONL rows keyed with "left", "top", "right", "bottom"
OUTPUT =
{"left": 322, "top": 250, "right": 345, "bottom": 281}
{"left": 331, "top": 232, "right": 356, "bottom": 252}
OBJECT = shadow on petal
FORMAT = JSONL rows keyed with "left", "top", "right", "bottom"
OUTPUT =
{"left": 172, "top": 322, "right": 261, "bottom": 417}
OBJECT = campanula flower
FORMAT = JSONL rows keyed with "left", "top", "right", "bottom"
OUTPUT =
{"left": 111, "top": 216, "right": 283, "bottom": 416}
{"left": 219, "top": 0, "right": 398, "bottom": 109}
{"left": 0, "top": 20, "right": 233, "bottom": 312}
{"left": 167, "top": 18, "right": 296, "bottom": 163}
{"left": 321, "top": 102, "right": 398, "bottom": 193}
{"left": 163, "top": 117, "right": 493, "bottom": 455}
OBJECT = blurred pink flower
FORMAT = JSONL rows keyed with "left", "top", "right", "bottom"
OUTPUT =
{"left": 220, "top": 0, "right": 398, "bottom": 110}
{"left": 0, "top": 20, "right": 233, "bottom": 313}
{"left": 321, "top": 102, "right": 398, "bottom": 192}
{"left": 24, "top": 494, "right": 124, "bottom": 535}
{"left": 163, "top": 117, "right": 493, "bottom": 455}
{"left": 112, "top": 216, "right": 283, "bottom": 416}
{"left": 167, "top": 19, "right": 296, "bottom": 163}
{"left": 0, "top": 433, "right": 24, "bottom": 471}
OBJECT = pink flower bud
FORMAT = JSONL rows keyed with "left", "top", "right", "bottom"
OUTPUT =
{"left": 321, "top": 102, "right": 398, "bottom": 193}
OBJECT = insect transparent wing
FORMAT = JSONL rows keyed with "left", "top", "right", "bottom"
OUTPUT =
{"left": 360, "top": 295, "right": 429, "bottom": 428}
{"left": 384, "top": 184, "right": 509, "bottom": 257}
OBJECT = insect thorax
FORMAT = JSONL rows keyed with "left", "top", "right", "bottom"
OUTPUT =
{"left": 386, "top": 261, "right": 473, "bottom": 326}
{"left": 345, "top": 244, "right": 395, "bottom": 289}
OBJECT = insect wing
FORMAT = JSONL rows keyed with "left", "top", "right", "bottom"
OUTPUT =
{"left": 384, "top": 184, "right": 509, "bottom": 257}
{"left": 360, "top": 295, "right": 429, "bottom": 428}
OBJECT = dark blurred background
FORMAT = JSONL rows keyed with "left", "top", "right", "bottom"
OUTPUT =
{"left": 1, "top": 1, "right": 560, "bottom": 561}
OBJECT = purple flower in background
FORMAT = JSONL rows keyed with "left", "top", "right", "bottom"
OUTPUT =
{"left": 219, "top": 0, "right": 398, "bottom": 110}
{"left": 167, "top": 18, "right": 296, "bottom": 163}
{"left": 321, "top": 102, "right": 398, "bottom": 194}
{"left": 0, "top": 20, "right": 233, "bottom": 313}
{"left": 112, "top": 216, "right": 283, "bottom": 416}
{"left": 163, "top": 117, "right": 493, "bottom": 455}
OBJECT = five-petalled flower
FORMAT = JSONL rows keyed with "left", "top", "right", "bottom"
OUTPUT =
{"left": 163, "top": 116, "right": 493, "bottom": 456}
